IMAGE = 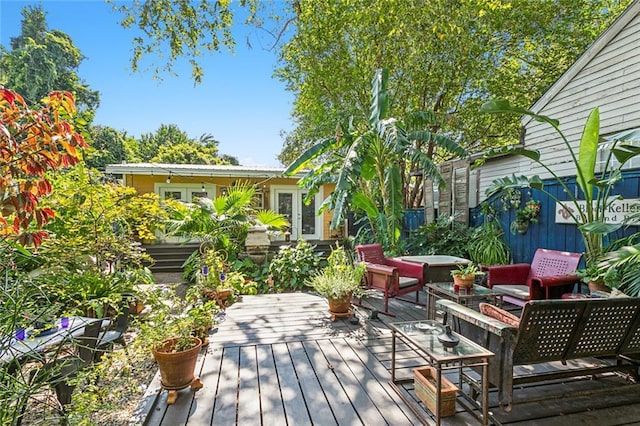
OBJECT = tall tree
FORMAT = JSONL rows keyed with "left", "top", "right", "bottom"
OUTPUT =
{"left": 111, "top": 0, "right": 262, "bottom": 83}
{"left": 135, "top": 124, "right": 234, "bottom": 165}
{"left": 85, "top": 126, "right": 134, "bottom": 170}
{"left": 152, "top": 141, "right": 223, "bottom": 164}
{"left": 0, "top": 5, "right": 100, "bottom": 111}
{"left": 275, "top": 0, "right": 631, "bottom": 164}
{"left": 285, "top": 69, "right": 466, "bottom": 253}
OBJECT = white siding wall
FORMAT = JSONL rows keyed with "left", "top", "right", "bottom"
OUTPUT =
{"left": 476, "top": 4, "right": 640, "bottom": 202}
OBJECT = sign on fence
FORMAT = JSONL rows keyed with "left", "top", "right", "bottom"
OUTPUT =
{"left": 555, "top": 198, "right": 640, "bottom": 225}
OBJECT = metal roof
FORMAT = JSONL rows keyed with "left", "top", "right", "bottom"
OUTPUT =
{"left": 105, "top": 162, "right": 306, "bottom": 178}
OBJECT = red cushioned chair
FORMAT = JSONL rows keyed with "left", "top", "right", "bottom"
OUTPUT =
{"left": 355, "top": 244, "right": 425, "bottom": 316}
{"left": 484, "top": 248, "right": 582, "bottom": 306}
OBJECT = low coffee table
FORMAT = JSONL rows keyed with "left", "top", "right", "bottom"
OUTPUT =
{"left": 425, "top": 282, "right": 503, "bottom": 320}
{"left": 390, "top": 320, "right": 494, "bottom": 425}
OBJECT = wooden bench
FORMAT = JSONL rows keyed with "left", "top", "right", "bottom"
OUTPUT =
{"left": 437, "top": 297, "right": 640, "bottom": 411}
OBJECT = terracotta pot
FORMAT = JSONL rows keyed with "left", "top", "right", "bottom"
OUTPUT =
{"left": 588, "top": 280, "right": 610, "bottom": 294}
{"left": 453, "top": 275, "right": 474, "bottom": 289}
{"left": 129, "top": 300, "right": 145, "bottom": 315}
{"left": 328, "top": 293, "right": 352, "bottom": 314}
{"left": 152, "top": 337, "right": 202, "bottom": 390}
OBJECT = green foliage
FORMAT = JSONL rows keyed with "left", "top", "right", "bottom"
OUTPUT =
{"left": 307, "top": 245, "right": 366, "bottom": 300}
{"left": 169, "top": 181, "right": 288, "bottom": 263}
{"left": 467, "top": 204, "right": 511, "bottom": 266}
{"left": 0, "top": 5, "right": 99, "bottom": 111}
{"left": 450, "top": 263, "right": 483, "bottom": 278}
{"left": 84, "top": 125, "right": 133, "bottom": 170}
{"left": 405, "top": 215, "right": 473, "bottom": 258}
{"left": 35, "top": 267, "right": 151, "bottom": 318}
{"left": 285, "top": 69, "right": 465, "bottom": 254}
{"left": 112, "top": 0, "right": 261, "bottom": 83}
{"left": 268, "top": 240, "right": 325, "bottom": 292}
{"left": 276, "top": 0, "right": 630, "bottom": 164}
{"left": 41, "top": 166, "right": 161, "bottom": 268}
{"left": 480, "top": 100, "right": 640, "bottom": 263}
{"left": 232, "top": 257, "right": 271, "bottom": 293}
{"left": 602, "top": 238, "right": 640, "bottom": 297}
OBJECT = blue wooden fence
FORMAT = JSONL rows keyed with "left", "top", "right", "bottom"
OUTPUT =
{"left": 469, "top": 169, "right": 640, "bottom": 264}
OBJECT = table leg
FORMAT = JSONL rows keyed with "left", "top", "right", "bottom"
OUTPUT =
{"left": 481, "top": 361, "right": 489, "bottom": 426}
{"left": 391, "top": 330, "right": 396, "bottom": 383}
{"left": 435, "top": 365, "right": 442, "bottom": 426}
{"left": 426, "top": 288, "right": 435, "bottom": 320}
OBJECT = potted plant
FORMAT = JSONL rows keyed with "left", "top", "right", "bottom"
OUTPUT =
{"left": 510, "top": 204, "right": 539, "bottom": 235}
{"left": 450, "top": 263, "right": 484, "bottom": 289}
{"left": 186, "top": 300, "right": 219, "bottom": 346}
{"left": 576, "top": 261, "right": 615, "bottom": 294}
{"left": 468, "top": 203, "right": 511, "bottom": 266}
{"left": 151, "top": 316, "right": 204, "bottom": 405}
{"left": 306, "top": 245, "right": 366, "bottom": 315}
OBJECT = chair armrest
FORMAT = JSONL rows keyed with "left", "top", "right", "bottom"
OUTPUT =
{"left": 485, "top": 264, "right": 531, "bottom": 286}
{"left": 386, "top": 258, "right": 425, "bottom": 280}
{"left": 437, "top": 299, "right": 517, "bottom": 336}
{"left": 531, "top": 274, "right": 580, "bottom": 288}
{"left": 364, "top": 262, "right": 396, "bottom": 276}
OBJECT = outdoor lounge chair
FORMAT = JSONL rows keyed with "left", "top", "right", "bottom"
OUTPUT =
{"left": 484, "top": 248, "right": 582, "bottom": 306}
{"left": 355, "top": 244, "right": 425, "bottom": 316}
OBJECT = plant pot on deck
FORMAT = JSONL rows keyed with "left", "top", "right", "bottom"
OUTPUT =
{"left": 587, "top": 280, "right": 610, "bottom": 294}
{"left": 452, "top": 274, "right": 474, "bottom": 289}
{"left": 328, "top": 292, "right": 353, "bottom": 314}
{"left": 152, "top": 337, "right": 204, "bottom": 404}
{"left": 413, "top": 366, "right": 458, "bottom": 417}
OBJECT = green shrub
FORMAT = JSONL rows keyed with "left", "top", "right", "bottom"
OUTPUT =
{"left": 267, "top": 240, "right": 325, "bottom": 292}
{"left": 232, "top": 257, "right": 271, "bottom": 293}
{"left": 405, "top": 215, "right": 473, "bottom": 258}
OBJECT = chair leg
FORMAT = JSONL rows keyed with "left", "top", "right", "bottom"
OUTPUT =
{"left": 381, "top": 280, "right": 396, "bottom": 317}
{"left": 54, "top": 382, "right": 75, "bottom": 407}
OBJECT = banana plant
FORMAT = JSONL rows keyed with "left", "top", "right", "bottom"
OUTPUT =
{"left": 479, "top": 99, "right": 640, "bottom": 264}
{"left": 285, "top": 69, "right": 466, "bottom": 254}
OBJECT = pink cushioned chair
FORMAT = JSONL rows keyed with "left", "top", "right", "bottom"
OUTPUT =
{"left": 355, "top": 244, "right": 425, "bottom": 316}
{"left": 484, "top": 248, "right": 582, "bottom": 306}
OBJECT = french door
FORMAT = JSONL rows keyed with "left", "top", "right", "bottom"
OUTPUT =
{"left": 272, "top": 187, "right": 322, "bottom": 240}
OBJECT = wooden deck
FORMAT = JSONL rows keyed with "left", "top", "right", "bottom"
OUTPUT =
{"left": 135, "top": 291, "right": 640, "bottom": 425}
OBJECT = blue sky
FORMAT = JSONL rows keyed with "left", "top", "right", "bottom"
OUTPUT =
{"left": 0, "top": 0, "right": 294, "bottom": 167}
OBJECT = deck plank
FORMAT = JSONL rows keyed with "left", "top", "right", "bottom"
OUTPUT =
{"left": 287, "top": 341, "right": 338, "bottom": 425}
{"left": 331, "top": 338, "right": 419, "bottom": 426}
{"left": 256, "top": 344, "right": 287, "bottom": 425}
{"left": 301, "top": 340, "right": 363, "bottom": 425}
{"left": 185, "top": 345, "right": 223, "bottom": 425}
{"left": 272, "top": 342, "right": 313, "bottom": 426}
{"left": 237, "top": 346, "right": 261, "bottom": 425}
{"left": 140, "top": 292, "right": 640, "bottom": 426}
{"left": 210, "top": 346, "right": 240, "bottom": 424}
{"left": 318, "top": 338, "right": 389, "bottom": 425}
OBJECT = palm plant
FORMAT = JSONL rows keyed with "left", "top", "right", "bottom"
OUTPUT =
{"left": 166, "top": 181, "right": 289, "bottom": 261}
{"left": 284, "top": 69, "right": 466, "bottom": 254}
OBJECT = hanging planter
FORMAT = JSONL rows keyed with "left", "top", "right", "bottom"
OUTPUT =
{"left": 510, "top": 201, "right": 541, "bottom": 235}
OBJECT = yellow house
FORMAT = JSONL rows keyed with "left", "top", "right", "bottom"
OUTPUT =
{"left": 105, "top": 163, "right": 341, "bottom": 242}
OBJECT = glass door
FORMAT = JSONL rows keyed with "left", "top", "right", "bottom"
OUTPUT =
{"left": 273, "top": 188, "right": 322, "bottom": 240}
